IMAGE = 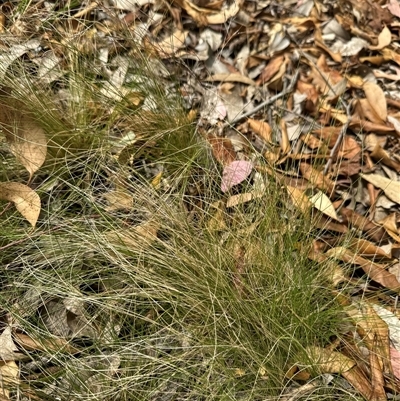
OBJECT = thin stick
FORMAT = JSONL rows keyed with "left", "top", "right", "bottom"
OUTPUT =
{"left": 227, "top": 69, "right": 300, "bottom": 126}
{"left": 322, "top": 100, "right": 353, "bottom": 175}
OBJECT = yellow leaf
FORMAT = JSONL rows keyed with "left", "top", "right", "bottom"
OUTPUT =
{"left": 151, "top": 171, "right": 163, "bottom": 189}
{"left": 0, "top": 182, "right": 40, "bottom": 227}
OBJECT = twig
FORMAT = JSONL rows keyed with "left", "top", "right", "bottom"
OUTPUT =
{"left": 322, "top": 100, "right": 353, "bottom": 175}
{"left": 227, "top": 69, "right": 300, "bottom": 126}
{"left": 72, "top": 2, "right": 98, "bottom": 18}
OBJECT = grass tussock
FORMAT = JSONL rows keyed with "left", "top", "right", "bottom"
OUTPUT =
{"left": 0, "top": 26, "right": 354, "bottom": 401}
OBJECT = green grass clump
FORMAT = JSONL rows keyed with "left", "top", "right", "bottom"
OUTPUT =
{"left": 0, "top": 25, "right": 352, "bottom": 401}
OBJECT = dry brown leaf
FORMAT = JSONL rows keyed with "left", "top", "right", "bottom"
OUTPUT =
{"left": 382, "top": 48, "right": 400, "bottom": 66}
{"left": 257, "top": 55, "right": 284, "bottom": 85}
{"left": 207, "top": 136, "right": 236, "bottom": 166}
{"left": 297, "top": 80, "right": 319, "bottom": 111}
{"left": 349, "top": 118, "right": 395, "bottom": 134}
{"left": 312, "top": 126, "right": 360, "bottom": 159}
{"left": 309, "top": 191, "right": 339, "bottom": 221}
{"left": 226, "top": 192, "right": 262, "bottom": 208}
{"left": 337, "top": 136, "right": 361, "bottom": 160}
{"left": 299, "top": 163, "right": 335, "bottom": 194}
{"left": 0, "top": 182, "right": 40, "bottom": 227}
{"left": 314, "top": 29, "right": 342, "bottom": 63}
{"left": 104, "top": 190, "right": 134, "bottom": 211}
{"left": 248, "top": 119, "right": 272, "bottom": 143}
{"left": 379, "top": 213, "right": 399, "bottom": 235}
{"left": 361, "top": 173, "right": 400, "bottom": 204}
{"left": 342, "top": 364, "right": 373, "bottom": 401}
{"left": 300, "top": 133, "right": 324, "bottom": 150}
{"left": 370, "top": 144, "right": 400, "bottom": 172}
{"left": 312, "top": 126, "right": 342, "bottom": 144}
{"left": 286, "top": 185, "right": 311, "bottom": 213}
{"left": 106, "top": 221, "right": 158, "bottom": 250}
{"left": 263, "top": 147, "right": 281, "bottom": 164}
{"left": 346, "top": 302, "right": 391, "bottom": 375}
{"left": 349, "top": 238, "right": 390, "bottom": 258}
{"left": 355, "top": 98, "right": 384, "bottom": 124}
{"left": 176, "top": 0, "right": 241, "bottom": 26}
{"left": 313, "top": 214, "right": 349, "bottom": 234}
{"left": 14, "top": 332, "right": 79, "bottom": 354}
{"left": 155, "top": 29, "right": 188, "bottom": 56}
{"left": 0, "top": 94, "right": 47, "bottom": 178}
{"left": 391, "top": 346, "right": 400, "bottom": 380}
{"left": 280, "top": 119, "right": 290, "bottom": 154}
{"left": 204, "top": 74, "right": 256, "bottom": 85}
{"left": 0, "top": 327, "right": 19, "bottom": 362}
{"left": 363, "top": 82, "right": 387, "bottom": 121}
{"left": 306, "top": 346, "right": 356, "bottom": 373}
{"left": 369, "top": 25, "right": 392, "bottom": 50}
{"left": 327, "top": 247, "right": 400, "bottom": 291}
{"left": 370, "top": 339, "right": 387, "bottom": 401}
{"left": 340, "top": 207, "right": 389, "bottom": 243}
{"left": 0, "top": 360, "right": 19, "bottom": 399}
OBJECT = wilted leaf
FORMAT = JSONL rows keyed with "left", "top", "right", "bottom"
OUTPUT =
{"left": 9, "top": 125, "right": 47, "bottom": 177}
{"left": 360, "top": 173, "right": 400, "bottom": 204}
{"left": 280, "top": 119, "right": 290, "bottom": 154}
{"left": 221, "top": 160, "right": 253, "bottom": 193}
{"left": 0, "top": 182, "right": 40, "bottom": 227}
{"left": 205, "top": 74, "right": 256, "bottom": 86}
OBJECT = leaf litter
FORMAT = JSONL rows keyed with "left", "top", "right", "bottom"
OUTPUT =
{"left": 1, "top": 0, "right": 400, "bottom": 399}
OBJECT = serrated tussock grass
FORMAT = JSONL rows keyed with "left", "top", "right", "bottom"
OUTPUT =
{"left": 0, "top": 29, "right": 352, "bottom": 401}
